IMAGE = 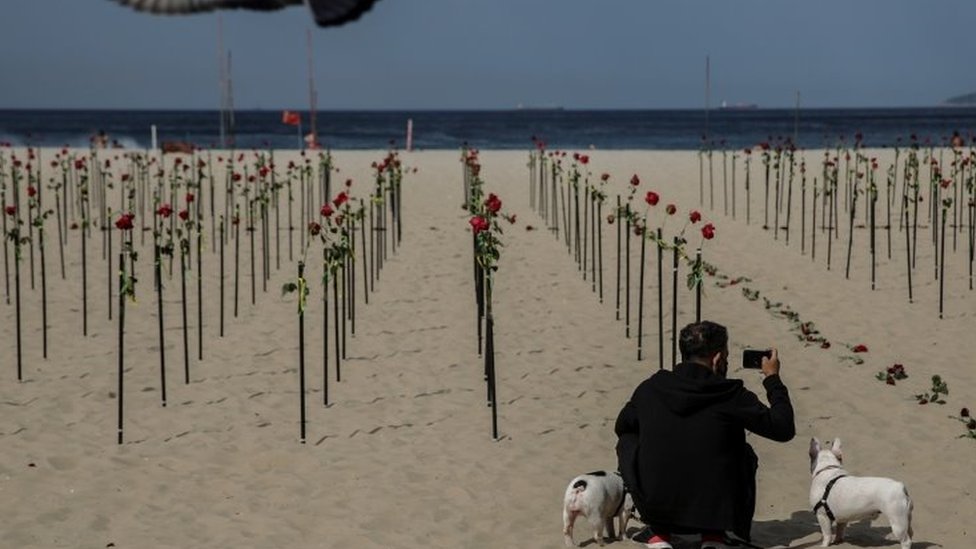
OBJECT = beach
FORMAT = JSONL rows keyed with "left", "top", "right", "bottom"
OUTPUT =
{"left": 1, "top": 148, "right": 974, "bottom": 549}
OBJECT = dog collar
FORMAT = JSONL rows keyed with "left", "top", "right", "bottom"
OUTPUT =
{"left": 813, "top": 464, "right": 841, "bottom": 477}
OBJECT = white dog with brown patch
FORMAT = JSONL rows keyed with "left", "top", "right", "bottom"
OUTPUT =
{"left": 808, "top": 438, "right": 914, "bottom": 548}
{"left": 562, "top": 470, "right": 633, "bottom": 547}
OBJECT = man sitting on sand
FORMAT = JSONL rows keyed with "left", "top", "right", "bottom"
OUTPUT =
{"left": 615, "top": 321, "right": 795, "bottom": 549}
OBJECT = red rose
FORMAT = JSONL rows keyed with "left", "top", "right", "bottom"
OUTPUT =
{"left": 572, "top": 152, "right": 580, "bottom": 161}
{"left": 469, "top": 215, "right": 489, "bottom": 234}
{"left": 4, "top": 205, "right": 15, "bottom": 217}
{"left": 115, "top": 213, "right": 135, "bottom": 230}
{"left": 485, "top": 193, "right": 502, "bottom": 214}
{"left": 961, "top": 408, "right": 970, "bottom": 418}
{"left": 345, "top": 179, "right": 353, "bottom": 188}
{"left": 308, "top": 222, "right": 322, "bottom": 236}
{"left": 259, "top": 166, "right": 269, "bottom": 178}
{"left": 320, "top": 204, "right": 334, "bottom": 218}
{"left": 630, "top": 174, "right": 640, "bottom": 186}
{"left": 601, "top": 173, "right": 610, "bottom": 182}
{"left": 885, "top": 375, "right": 896, "bottom": 386}
{"left": 579, "top": 155, "right": 589, "bottom": 165}
{"left": 74, "top": 159, "right": 85, "bottom": 170}
{"left": 852, "top": 344, "right": 868, "bottom": 353}
{"left": 186, "top": 193, "right": 195, "bottom": 204}
{"left": 689, "top": 210, "right": 702, "bottom": 224}
{"left": 332, "top": 192, "right": 349, "bottom": 208}
{"left": 178, "top": 209, "right": 189, "bottom": 221}
{"left": 232, "top": 173, "right": 242, "bottom": 182}
{"left": 644, "top": 191, "right": 659, "bottom": 206}
{"left": 27, "top": 186, "right": 37, "bottom": 198}
{"left": 701, "top": 223, "right": 715, "bottom": 240}
{"left": 156, "top": 204, "right": 173, "bottom": 218}
{"left": 665, "top": 204, "right": 676, "bottom": 215}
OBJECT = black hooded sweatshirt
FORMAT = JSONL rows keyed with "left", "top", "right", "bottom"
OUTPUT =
{"left": 615, "top": 362, "right": 795, "bottom": 541}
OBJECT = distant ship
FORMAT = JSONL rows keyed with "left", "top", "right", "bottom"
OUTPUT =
{"left": 719, "top": 100, "right": 759, "bottom": 110}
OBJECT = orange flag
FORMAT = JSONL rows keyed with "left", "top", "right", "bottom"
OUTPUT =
{"left": 282, "top": 110, "right": 301, "bottom": 126}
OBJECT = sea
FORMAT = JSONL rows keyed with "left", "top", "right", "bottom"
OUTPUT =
{"left": 2, "top": 107, "right": 976, "bottom": 151}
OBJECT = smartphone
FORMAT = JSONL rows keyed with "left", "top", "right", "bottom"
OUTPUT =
{"left": 742, "top": 349, "right": 772, "bottom": 369}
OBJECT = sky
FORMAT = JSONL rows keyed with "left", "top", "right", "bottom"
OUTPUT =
{"left": 1, "top": 0, "right": 974, "bottom": 110}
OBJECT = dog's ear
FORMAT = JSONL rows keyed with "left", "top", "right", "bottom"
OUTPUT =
{"left": 830, "top": 438, "right": 843, "bottom": 461}
{"left": 809, "top": 437, "right": 821, "bottom": 458}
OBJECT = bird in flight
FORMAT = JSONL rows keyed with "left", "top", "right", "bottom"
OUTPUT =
{"left": 111, "top": 0, "right": 382, "bottom": 27}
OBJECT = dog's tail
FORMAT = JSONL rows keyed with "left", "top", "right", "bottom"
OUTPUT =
{"left": 566, "top": 479, "right": 588, "bottom": 511}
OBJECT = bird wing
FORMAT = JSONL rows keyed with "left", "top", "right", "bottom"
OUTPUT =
{"left": 306, "top": 0, "right": 381, "bottom": 27}
{"left": 111, "top": 0, "right": 300, "bottom": 15}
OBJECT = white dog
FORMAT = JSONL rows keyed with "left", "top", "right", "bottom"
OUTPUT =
{"left": 562, "top": 470, "right": 633, "bottom": 547}
{"left": 808, "top": 438, "right": 914, "bottom": 548}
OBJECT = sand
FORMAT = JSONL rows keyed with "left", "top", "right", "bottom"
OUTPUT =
{"left": 1, "top": 147, "right": 974, "bottom": 548}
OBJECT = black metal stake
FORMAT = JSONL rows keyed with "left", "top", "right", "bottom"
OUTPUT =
{"left": 117, "top": 251, "right": 125, "bottom": 445}
{"left": 637, "top": 230, "right": 646, "bottom": 361}
{"left": 939, "top": 209, "right": 947, "bottom": 319}
{"left": 219, "top": 218, "right": 225, "bottom": 337}
{"left": 82, "top": 218, "right": 88, "bottom": 336}
{"left": 615, "top": 196, "right": 621, "bottom": 320}
{"left": 656, "top": 229, "right": 664, "bottom": 369}
{"left": 904, "top": 195, "right": 913, "bottom": 304}
{"left": 40, "top": 224, "right": 48, "bottom": 359}
{"left": 298, "top": 261, "right": 307, "bottom": 443}
{"left": 197, "top": 226, "right": 203, "bottom": 360}
{"left": 695, "top": 248, "right": 702, "bottom": 323}
{"left": 181, "top": 240, "right": 190, "bottom": 384}
{"left": 155, "top": 236, "right": 167, "bottom": 407}
{"left": 671, "top": 238, "right": 679, "bottom": 368}
{"left": 333, "top": 274, "right": 341, "bottom": 381}
{"left": 625, "top": 205, "right": 631, "bottom": 337}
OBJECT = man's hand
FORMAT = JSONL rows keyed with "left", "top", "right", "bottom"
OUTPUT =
{"left": 761, "top": 348, "right": 780, "bottom": 377}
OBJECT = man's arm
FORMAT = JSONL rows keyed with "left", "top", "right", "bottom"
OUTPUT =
{"left": 615, "top": 399, "right": 639, "bottom": 437}
{"left": 736, "top": 374, "right": 795, "bottom": 442}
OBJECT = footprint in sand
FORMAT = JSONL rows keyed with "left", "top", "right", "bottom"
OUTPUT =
{"left": 47, "top": 456, "right": 77, "bottom": 471}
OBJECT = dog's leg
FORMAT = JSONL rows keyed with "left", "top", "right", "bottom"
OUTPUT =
{"left": 563, "top": 508, "right": 577, "bottom": 547}
{"left": 888, "top": 510, "right": 913, "bottom": 549}
{"left": 815, "top": 511, "right": 834, "bottom": 547}
{"left": 618, "top": 507, "right": 631, "bottom": 541}
{"left": 834, "top": 522, "right": 846, "bottom": 544}
{"left": 605, "top": 516, "right": 617, "bottom": 541}
{"left": 588, "top": 514, "right": 605, "bottom": 546}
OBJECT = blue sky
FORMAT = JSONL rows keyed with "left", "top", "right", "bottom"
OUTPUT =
{"left": 1, "top": 0, "right": 974, "bottom": 110}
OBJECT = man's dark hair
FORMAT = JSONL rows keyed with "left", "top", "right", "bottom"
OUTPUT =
{"left": 679, "top": 321, "right": 728, "bottom": 361}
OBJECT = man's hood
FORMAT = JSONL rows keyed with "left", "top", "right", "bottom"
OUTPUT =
{"left": 649, "top": 362, "right": 743, "bottom": 416}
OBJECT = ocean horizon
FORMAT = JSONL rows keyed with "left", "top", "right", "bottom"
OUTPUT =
{"left": 2, "top": 107, "right": 976, "bottom": 151}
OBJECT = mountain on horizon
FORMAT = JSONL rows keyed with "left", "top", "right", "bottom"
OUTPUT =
{"left": 944, "top": 91, "right": 976, "bottom": 106}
